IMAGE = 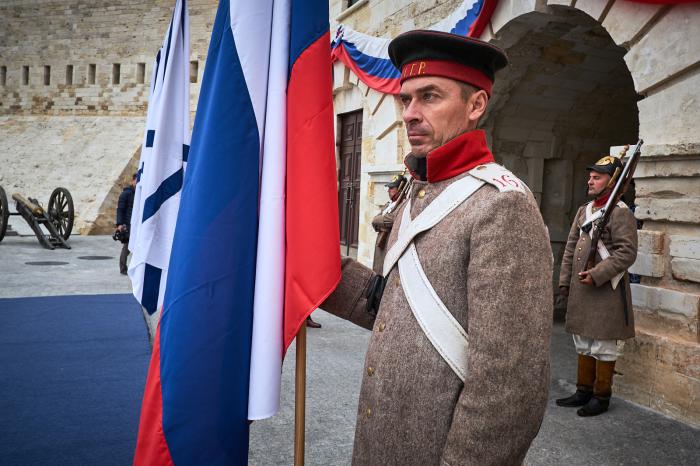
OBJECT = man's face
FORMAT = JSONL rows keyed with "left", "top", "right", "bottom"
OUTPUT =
{"left": 399, "top": 76, "right": 472, "bottom": 157}
{"left": 388, "top": 186, "right": 399, "bottom": 201}
{"left": 587, "top": 171, "right": 611, "bottom": 198}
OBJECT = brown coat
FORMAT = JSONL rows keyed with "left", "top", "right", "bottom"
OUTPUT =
{"left": 322, "top": 169, "right": 553, "bottom": 466}
{"left": 371, "top": 200, "right": 405, "bottom": 274}
{"left": 559, "top": 202, "right": 637, "bottom": 340}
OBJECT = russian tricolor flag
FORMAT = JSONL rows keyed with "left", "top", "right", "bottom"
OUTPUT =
{"left": 331, "top": 0, "right": 498, "bottom": 94}
{"left": 133, "top": 0, "right": 340, "bottom": 464}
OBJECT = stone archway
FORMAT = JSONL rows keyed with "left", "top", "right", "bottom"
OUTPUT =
{"left": 480, "top": 0, "right": 700, "bottom": 426}
{"left": 482, "top": 6, "right": 640, "bottom": 285}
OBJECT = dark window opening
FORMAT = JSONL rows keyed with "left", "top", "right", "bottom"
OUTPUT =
{"left": 65, "top": 65, "right": 73, "bottom": 85}
{"left": 88, "top": 64, "right": 96, "bottom": 85}
{"left": 190, "top": 60, "right": 198, "bottom": 83}
{"left": 22, "top": 66, "right": 29, "bottom": 85}
{"left": 136, "top": 63, "right": 146, "bottom": 84}
{"left": 112, "top": 63, "right": 121, "bottom": 85}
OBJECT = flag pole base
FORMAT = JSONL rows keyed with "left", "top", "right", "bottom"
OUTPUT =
{"left": 294, "top": 324, "right": 307, "bottom": 466}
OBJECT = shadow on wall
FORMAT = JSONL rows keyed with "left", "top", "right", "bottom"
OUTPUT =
{"left": 86, "top": 144, "right": 141, "bottom": 235}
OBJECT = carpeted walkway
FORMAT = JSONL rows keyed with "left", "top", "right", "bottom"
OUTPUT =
{"left": 0, "top": 294, "right": 150, "bottom": 466}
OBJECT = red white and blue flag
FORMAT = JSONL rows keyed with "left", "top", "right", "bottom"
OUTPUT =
{"left": 331, "top": 0, "right": 498, "bottom": 94}
{"left": 133, "top": 0, "right": 340, "bottom": 464}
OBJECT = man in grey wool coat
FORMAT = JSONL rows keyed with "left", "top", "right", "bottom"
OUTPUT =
{"left": 320, "top": 30, "right": 553, "bottom": 465}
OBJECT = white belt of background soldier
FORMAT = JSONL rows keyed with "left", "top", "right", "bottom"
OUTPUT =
{"left": 579, "top": 201, "right": 627, "bottom": 290}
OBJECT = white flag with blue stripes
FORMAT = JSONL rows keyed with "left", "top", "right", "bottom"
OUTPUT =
{"left": 128, "top": 0, "right": 190, "bottom": 320}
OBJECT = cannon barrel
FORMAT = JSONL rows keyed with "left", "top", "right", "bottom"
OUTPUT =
{"left": 12, "top": 193, "right": 44, "bottom": 216}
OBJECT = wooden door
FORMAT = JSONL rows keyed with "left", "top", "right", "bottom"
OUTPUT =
{"left": 338, "top": 110, "right": 362, "bottom": 255}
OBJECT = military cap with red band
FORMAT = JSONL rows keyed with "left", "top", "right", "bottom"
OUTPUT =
{"left": 388, "top": 30, "right": 508, "bottom": 96}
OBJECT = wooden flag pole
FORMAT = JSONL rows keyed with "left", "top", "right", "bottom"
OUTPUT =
{"left": 294, "top": 324, "right": 307, "bottom": 466}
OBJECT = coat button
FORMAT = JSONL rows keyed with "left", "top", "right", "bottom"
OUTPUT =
{"left": 418, "top": 189, "right": 426, "bottom": 198}
{"left": 577, "top": 257, "right": 581, "bottom": 261}
{"left": 365, "top": 408, "right": 372, "bottom": 418}
{"left": 578, "top": 247, "right": 582, "bottom": 251}
{"left": 367, "top": 366, "right": 375, "bottom": 376}
{"left": 378, "top": 322, "right": 386, "bottom": 332}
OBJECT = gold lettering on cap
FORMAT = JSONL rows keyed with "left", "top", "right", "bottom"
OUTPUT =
{"left": 409, "top": 63, "right": 417, "bottom": 76}
{"left": 418, "top": 62, "right": 426, "bottom": 75}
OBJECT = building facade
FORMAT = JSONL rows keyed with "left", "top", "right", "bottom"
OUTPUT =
{"left": 330, "top": 0, "right": 700, "bottom": 426}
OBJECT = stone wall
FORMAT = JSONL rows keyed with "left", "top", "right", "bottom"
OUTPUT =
{"left": 0, "top": 115, "right": 144, "bottom": 233}
{"left": 331, "top": 0, "right": 700, "bottom": 426}
{"left": 0, "top": 0, "right": 216, "bottom": 233}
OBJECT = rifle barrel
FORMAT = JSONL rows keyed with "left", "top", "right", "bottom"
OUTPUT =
{"left": 585, "top": 139, "right": 643, "bottom": 272}
{"left": 602, "top": 139, "right": 643, "bottom": 214}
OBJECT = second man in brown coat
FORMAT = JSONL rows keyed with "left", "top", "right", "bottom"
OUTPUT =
{"left": 556, "top": 155, "right": 638, "bottom": 416}
{"left": 371, "top": 175, "right": 407, "bottom": 274}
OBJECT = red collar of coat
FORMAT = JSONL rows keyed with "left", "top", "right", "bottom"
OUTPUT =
{"left": 404, "top": 130, "right": 495, "bottom": 183}
{"left": 593, "top": 190, "right": 612, "bottom": 207}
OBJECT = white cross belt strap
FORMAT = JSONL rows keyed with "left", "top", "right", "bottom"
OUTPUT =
{"left": 383, "top": 163, "right": 530, "bottom": 277}
{"left": 581, "top": 201, "right": 627, "bottom": 290}
{"left": 399, "top": 242, "right": 470, "bottom": 381}
{"left": 382, "top": 175, "right": 485, "bottom": 277}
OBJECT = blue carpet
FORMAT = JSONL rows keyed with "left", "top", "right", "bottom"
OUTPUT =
{"left": 0, "top": 294, "right": 150, "bottom": 466}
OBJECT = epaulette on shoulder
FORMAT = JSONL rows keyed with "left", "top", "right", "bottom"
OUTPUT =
{"left": 468, "top": 163, "right": 530, "bottom": 195}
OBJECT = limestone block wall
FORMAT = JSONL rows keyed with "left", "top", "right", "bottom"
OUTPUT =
{"left": 0, "top": 0, "right": 214, "bottom": 116}
{"left": 603, "top": 1, "right": 699, "bottom": 426}
{"left": 0, "top": 115, "right": 144, "bottom": 233}
{"left": 331, "top": 0, "right": 700, "bottom": 425}
{"left": 0, "top": 0, "right": 216, "bottom": 233}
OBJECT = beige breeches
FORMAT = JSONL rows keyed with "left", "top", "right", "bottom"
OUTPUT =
{"left": 572, "top": 334, "right": 623, "bottom": 362}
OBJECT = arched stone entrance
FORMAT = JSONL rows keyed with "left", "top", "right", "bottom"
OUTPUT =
{"left": 481, "top": 0, "right": 700, "bottom": 426}
{"left": 482, "top": 6, "right": 639, "bottom": 285}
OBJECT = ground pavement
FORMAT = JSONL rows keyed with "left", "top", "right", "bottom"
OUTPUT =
{"left": 0, "top": 229, "right": 698, "bottom": 465}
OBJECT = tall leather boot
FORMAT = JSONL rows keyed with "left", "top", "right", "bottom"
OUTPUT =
{"left": 556, "top": 354, "right": 595, "bottom": 407}
{"left": 577, "top": 360, "right": 615, "bottom": 417}
{"left": 306, "top": 316, "right": 322, "bottom": 329}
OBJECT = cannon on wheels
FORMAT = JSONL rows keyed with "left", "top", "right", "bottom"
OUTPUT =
{"left": 0, "top": 185, "right": 74, "bottom": 250}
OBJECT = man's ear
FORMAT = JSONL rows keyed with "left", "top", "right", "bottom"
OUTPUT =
{"left": 467, "top": 90, "right": 489, "bottom": 124}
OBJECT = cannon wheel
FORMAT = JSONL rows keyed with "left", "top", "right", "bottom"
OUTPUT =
{"left": 0, "top": 185, "right": 8, "bottom": 242}
{"left": 48, "top": 187, "right": 74, "bottom": 241}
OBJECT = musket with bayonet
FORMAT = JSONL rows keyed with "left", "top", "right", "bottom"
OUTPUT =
{"left": 583, "top": 139, "right": 643, "bottom": 273}
{"left": 382, "top": 170, "right": 412, "bottom": 216}
{"left": 581, "top": 139, "right": 643, "bottom": 326}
